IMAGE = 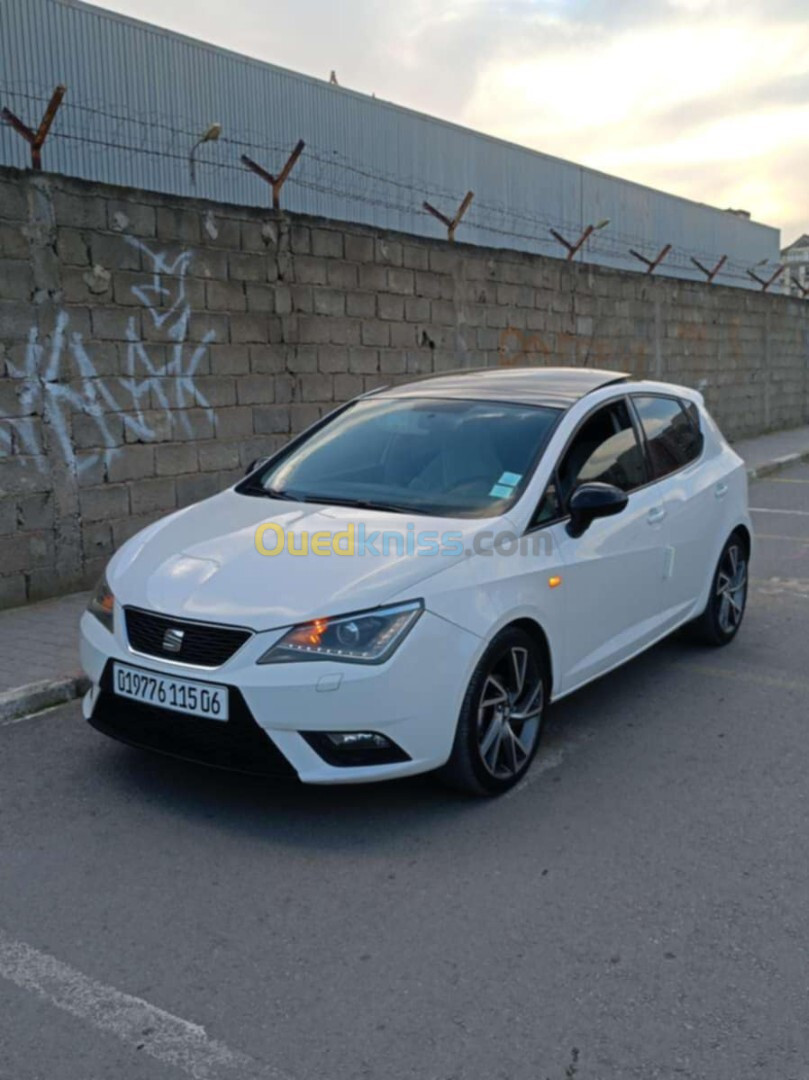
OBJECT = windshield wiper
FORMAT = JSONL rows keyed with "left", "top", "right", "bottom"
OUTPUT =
{"left": 296, "top": 494, "right": 414, "bottom": 514}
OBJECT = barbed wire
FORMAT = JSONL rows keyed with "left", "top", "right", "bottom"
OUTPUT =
{"left": 0, "top": 80, "right": 792, "bottom": 294}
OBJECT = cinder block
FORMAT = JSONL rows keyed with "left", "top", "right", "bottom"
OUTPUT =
{"left": 156, "top": 206, "right": 201, "bottom": 244}
{"left": 378, "top": 294, "right": 405, "bottom": 321}
{"left": 345, "top": 234, "right": 374, "bottom": 263}
{"left": 314, "top": 289, "right": 346, "bottom": 317}
{"left": 209, "top": 344, "right": 251, "bottom": 375}
{"left": 287, "top": 347, "right": 318, "bottom": 374}
{"left": 237, "top": 374, "right": 275, "bottom": 405}
{"left": 198, "top": 441, "right": 242, "bottom": 472}
{"left": 0, "top": 259, "right": 34, "bottom": 302}
{"left": 349, "top": 348, "right": 379, "bottom": 374}
{"left": 79, "top": 484, "right": 130, "bottom": 523}
{"left": 0, "top": 572, "right": 26, "bottom": 608}
{"left": 311, "top": 229, "right": 344, "bottom": 259}
{"left": 361, "top": 322, "right": 389, "bottom": 347}
{"left": 0, "top": 223, "right": 28, "bottom": 261}
{"left": 297, "top": 315, "right": 332, "bottom": 345}
{"left": 388, "top": 268, "right": 415, "bottom": 295}
{"left": 289, "top": 404, "right": 322, "bottom": 432}
{"left": 0, "top": 178, "right": 29, "bottom": 222}
{"left": 326, "top": 262, "right": 359, "bottom": 289}
{"left": 375, "top": 239, "right": 403, "bottom": 266}
{"left": 333, "top": 373, "right": 364, "bottom": 401}
{"left": 329, "top": 318, "right": 361, "bottom": 346}
{"left": 295, "top": 256, "right": 328, "bottom": 285}
{"left": 107, "top": 201, "right": 156, "bottom": 237}
{"left": 299, "top": 373, "right": 332, "bottom": 402}
{"left": 82, "top": 520, "right": 115, "bottom": 559}
{"left": 346, "top": 292, "right": 376, "bottom": 318}
{"left": 229, "top": 252, "right": 267, "bottom": 282}
{"left": 318, "top": 346, "right": 349, "bottom": 374}
{"left": 53, "top": 191, "right": 107, "bottom": 230}
{"left": 129, "top": 476, "right": 177, "bottom": 515}
{"left": 214, "top": 406, "right": 254, "bottom": 438}
{"left": 246, "top": 283, "right": 275, "bottom": 313}
{"left": 106, "top": 444, "right": 156, "bottom": 482}
{"left": 206, "top": 280, "right": 247, "bottom": 312}
{"left": 176, "top": 472, "right": 223, "bottom": 507}
{"left": 250, "top": 346, "right": 287, "bottom": 374}
{"left": 230, "top": 313, "right": 269, "bottom": 344}
{"left": 155, "top": 442, "right": 198, "bottom": 476}
{"left": 253, "top": 405, "right": 291, "bottom": 434}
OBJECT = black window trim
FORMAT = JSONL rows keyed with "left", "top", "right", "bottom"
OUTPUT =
{"left": 627, "top": 391, "right": 705, "bottom": 489}
{"left": 525, "top": 392, "right": 649, "bottom": 533}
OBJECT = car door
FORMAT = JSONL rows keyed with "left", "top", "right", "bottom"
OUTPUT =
{"left": 531, "top": 396, "right": 670, "bottom": 695}
{"left": 630, "top": 394, "right": 716, "bottom": 624}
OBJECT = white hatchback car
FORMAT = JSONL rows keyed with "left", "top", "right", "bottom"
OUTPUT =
{"left": 81, "top": 367, "right": 751, "bottom": 795}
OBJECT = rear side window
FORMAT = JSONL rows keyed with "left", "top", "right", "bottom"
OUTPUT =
{"left": 633, "top": 395, "right": 703, "bottom": 479}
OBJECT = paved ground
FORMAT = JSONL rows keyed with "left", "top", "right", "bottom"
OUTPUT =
{"left": 2, "top": 464, "right": 809, "bottom": 1080}
{"left": 0, "top": 591, "right": 87, "bottom": 696}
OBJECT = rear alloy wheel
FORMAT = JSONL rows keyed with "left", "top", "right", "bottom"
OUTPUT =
{"left": 691, "top": 531, "right": 749, "bottom": 646}
{"left": 438, "top": 627, "right": 547, "bottom": 795}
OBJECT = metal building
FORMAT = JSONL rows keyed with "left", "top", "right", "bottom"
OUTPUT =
{"left": 0, "top": 0, "right": 781, "bottom": 287}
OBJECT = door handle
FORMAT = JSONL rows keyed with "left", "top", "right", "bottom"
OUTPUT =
{"left": 715, "top": 482, "right": 729, "bottom": 499}
{"left": 647, "top": 506, "right": 666, "bottom": 525}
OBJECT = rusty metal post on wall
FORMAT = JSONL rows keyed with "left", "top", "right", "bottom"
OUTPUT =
{"left": 423, "top": 191, "right": 475, "bottom": 243}
{"left": 241, "top": 139, "right": 305, "bottom": 210}
{"left": 1, "top": 84, "right": 66, "bottom": 170}
{"left": 690, "top": 254, "right": 727, "bottom": 284}
{"left": 630, "top": 244, "right": 672, "bottom": 276}
{"left": 747, "top": 265, "right": 785, "bottom": 293}
{"left": 549, "top": 220, "right": 609, "bottom": 262}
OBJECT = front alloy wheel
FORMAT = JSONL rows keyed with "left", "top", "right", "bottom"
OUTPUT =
{"left": 439, "top": 627, "right": 547, "bottom": 795}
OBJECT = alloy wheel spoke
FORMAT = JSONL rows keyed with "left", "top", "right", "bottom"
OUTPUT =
{"left": 480, "top": 675, "right": 509, "bottom": 710}
{"left": 510, "top": 648, "right": 528, "bottom": 699}
{"left": 479, "top": 713, "right": 503, "bottom": 758}
{"left": 510, "top": 680, "right": 544, "bottom": 722}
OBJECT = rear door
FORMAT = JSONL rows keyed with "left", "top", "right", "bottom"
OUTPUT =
{"left": 630, "top": 394, "right": 716, "bottom": 623}
{"left": 532, "top": 397, "right": 670, "bottom": 694}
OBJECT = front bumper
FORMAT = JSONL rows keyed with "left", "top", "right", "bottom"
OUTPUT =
{"left": 80, "top": 606, "right": 481, "bottom": 784}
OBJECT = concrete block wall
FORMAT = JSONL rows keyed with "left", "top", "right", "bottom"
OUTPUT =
{"left": 1, "top": 166, "right": 808, "bottom": 609}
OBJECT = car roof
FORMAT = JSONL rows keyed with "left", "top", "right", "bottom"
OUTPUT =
{"left": 380, "top": 366, "right": 629, "bottom": 409}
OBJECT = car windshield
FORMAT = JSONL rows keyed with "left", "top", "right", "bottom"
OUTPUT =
{"left": 241, "top": 396, "right": 561, "bottom": 518}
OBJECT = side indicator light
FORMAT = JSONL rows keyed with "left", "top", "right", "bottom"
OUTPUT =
{"left": 548, "top": 576, "right": 563, "bottom": 589}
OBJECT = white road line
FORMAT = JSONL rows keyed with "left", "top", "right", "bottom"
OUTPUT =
{"left": 750, "top": 507, "right": 809, "bottom": 516}
{"left": 0, "top": 930, "right": 287, "bottom": 1080}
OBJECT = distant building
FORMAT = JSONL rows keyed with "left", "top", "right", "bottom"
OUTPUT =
{"left": 782, "top": 234, "right": 809, "bottom": 296}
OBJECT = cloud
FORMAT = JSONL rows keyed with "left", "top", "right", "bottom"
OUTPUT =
{"left": 92, "top": 0, "right": 809, "bottom": 236}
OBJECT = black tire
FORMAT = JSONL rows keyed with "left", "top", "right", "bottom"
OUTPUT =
{"left": 690, "top": 530, "right": 749, "bottom": 646}
{"left": 438, "top": 626, "right": 548, "bottom": 796}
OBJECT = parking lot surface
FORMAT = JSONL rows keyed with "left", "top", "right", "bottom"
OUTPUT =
{"left": 2, "top": 464, "right": 809, "bottom": 1080}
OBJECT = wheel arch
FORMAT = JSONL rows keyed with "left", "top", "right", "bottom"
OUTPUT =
{"left": 506, "top": 617, "right": 554, "bottom": 698}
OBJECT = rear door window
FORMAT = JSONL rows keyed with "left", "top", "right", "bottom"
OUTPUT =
{"left": 633, "top": 395, "right": 703, "bottom": 480}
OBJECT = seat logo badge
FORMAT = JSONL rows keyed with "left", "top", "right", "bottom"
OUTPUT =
{"left": 162, "top": 628, "right": 185, "bottom": 654}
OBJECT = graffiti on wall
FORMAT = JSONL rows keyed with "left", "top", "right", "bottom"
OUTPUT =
{"left": 498, "top": 325, "right": 649, "bottom": 370}
{"left": 0, "top": 237, "right": 215, "bottom": 474}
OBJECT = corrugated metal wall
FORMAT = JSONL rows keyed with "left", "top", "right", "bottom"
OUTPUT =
{"left": 0, "top": 0, "right": 780, "bottom": 287}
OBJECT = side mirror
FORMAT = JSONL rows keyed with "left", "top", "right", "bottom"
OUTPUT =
{"left": 567, "top": 482, "right": 628, "bottom": 538}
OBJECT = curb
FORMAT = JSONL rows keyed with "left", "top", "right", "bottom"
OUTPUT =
{"left": 746, "top": 449, "right": 809, "bottom": 482}
{"left": 0, "top": 675, "right": 91, "bottom": 725}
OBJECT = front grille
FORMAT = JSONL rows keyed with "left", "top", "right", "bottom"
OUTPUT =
{"left": 89, "top": 663, "right": 297, "bottom": 778}
{"left": 124, "top": 607, "right": 252, "bottom": 668}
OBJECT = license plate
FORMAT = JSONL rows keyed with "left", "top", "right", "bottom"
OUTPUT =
{"left": 112, "top": 662, "right": 229, "bottom": 721}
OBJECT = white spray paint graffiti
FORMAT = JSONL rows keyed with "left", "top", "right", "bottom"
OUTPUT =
{"left": 2, "top": 238, "right": 215, "bottom": 474}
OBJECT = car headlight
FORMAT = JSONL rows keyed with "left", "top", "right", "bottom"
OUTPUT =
{"left": 87, "top": 572, "right": 115, "bottom": 632}
{"left": 258, "top": 600, "right": 423, "bottom": 665}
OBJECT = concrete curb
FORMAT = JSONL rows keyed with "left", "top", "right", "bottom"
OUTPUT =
{"left": 746, "top": 449, "right": 809, "bottom": 482}
{"left": 0, "top": 675, "right": 91, "bottom": 724}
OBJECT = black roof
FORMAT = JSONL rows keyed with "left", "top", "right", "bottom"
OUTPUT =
{"left": 384, "top": 366, "right": 628, "bottom": 408}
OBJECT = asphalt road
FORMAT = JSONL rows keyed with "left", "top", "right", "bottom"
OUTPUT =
{"left": 3, "top": 464, "right": 809, "bottom": 1080}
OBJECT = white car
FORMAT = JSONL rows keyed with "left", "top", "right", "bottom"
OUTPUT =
{"left": 81, "top": 367, "right": 751, "bottom": 795}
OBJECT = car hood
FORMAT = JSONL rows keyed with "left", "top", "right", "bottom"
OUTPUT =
{"left": 108, "top": 488, "right": 505, "bottom": 630}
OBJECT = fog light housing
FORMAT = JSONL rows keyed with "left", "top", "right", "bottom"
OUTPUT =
{"left": 302, "top": 730, "right": 411, "bottom": 767}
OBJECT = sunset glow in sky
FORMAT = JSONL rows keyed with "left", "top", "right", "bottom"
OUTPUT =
{"left": 93, "top": 0, "right": 808, "bottom": 244}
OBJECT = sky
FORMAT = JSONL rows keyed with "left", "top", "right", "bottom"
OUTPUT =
{"left": 91, "top": 0, "right": 808, "bottom": 244}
